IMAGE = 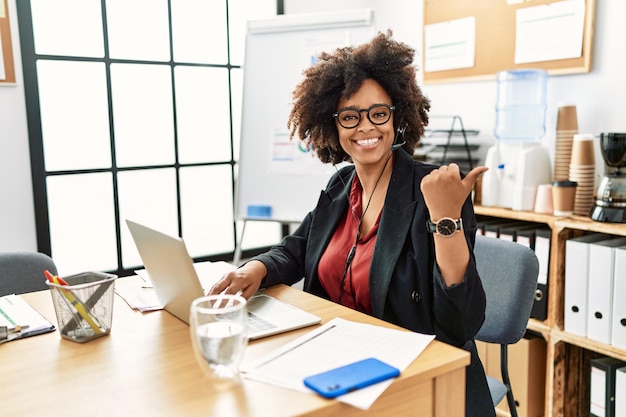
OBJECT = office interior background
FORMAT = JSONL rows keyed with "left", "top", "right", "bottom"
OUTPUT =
{"left": 1, "top": 0, "right": 625, "bottom": 277}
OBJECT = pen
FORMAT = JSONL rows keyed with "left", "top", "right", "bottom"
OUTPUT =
{"left": 253, "top": 324, "right": 337, "bottom": 369}
{"left": 45, "top": 270, "right": 103, "bottom": 335}
{"left": 0, "top": 325, "right": 31, "bottom": 344}
{"left": 60, "top": 278, "right": 114, "bottom": 335}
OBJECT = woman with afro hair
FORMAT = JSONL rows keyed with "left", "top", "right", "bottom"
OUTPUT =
{"left": 211, "top": 31, "right": 493, "bottom": 417}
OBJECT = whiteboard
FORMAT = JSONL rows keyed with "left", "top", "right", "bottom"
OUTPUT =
{"left": 236, "top": 9, "right": 375, "bottom": 223}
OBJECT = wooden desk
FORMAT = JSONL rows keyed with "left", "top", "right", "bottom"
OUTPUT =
{"left": 0, "top": 284, "right": 469, "bottom": 417}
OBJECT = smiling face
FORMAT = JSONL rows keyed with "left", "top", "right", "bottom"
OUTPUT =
{"left": 335, "top": 79, "right": 395, "bottom": 170}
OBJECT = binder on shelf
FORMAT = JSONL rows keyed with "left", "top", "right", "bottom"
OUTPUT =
{"left": 498, "top": 221, "right": 537, "bottom": 242}
{"left": 531, "top": 227, "right": 551, "bottom": 321}
{"left": 611, "top": 245, "right": 626, "bottom": 350}
{"left": 590, "top": 357, "right": 626, "bottom": 417}
{"left": 564, "top": 233, "right": 612, "bottom": 337}
{"left": 616, "top": 366, "right": 626, "bottom": 417}
{"left": 587, "top": 236, "right": 626, "bottom": 345}
{"left": 514, "top": 224, "right": 540, "bottom": 249}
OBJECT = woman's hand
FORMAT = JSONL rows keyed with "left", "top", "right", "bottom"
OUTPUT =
{"left": 420, "top": 164, "right": 488, "bottom": 220}
{"left": 208, "top": 260, "right": 267, "bottom": 300}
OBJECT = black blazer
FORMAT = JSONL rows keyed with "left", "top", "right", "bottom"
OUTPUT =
{"left": 254, "top": 149, "right": 495, "bottom": 417}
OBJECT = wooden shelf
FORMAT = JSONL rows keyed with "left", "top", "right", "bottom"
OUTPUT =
{"left": 473, "top": 205, "right": 626, "bottom": 417}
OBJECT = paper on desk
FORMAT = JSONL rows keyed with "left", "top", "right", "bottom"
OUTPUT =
{"left": 115, "top": 261, "right": 236, "bottom": 311}
{"left": 241, "top": 317, "right": 435, "bottom": 410}
{"left": 0, "top": 294, "right": 56, "bottom": 343}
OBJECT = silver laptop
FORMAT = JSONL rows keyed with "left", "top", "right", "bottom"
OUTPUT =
{"left": 125, "top": 219, "right": 320, "bottom": 339}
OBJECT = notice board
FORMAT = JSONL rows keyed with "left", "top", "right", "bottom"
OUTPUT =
{"left": 0, "top": 0, "right": 16, "bottom": 84}
{"left": 236, "top": 10, "right": 374, "bottom": 223}
{"left": 422, "top": 0, "right": 596, "bottom": 84}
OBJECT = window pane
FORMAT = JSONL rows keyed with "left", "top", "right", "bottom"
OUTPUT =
{"left": 117, "top": 168, "right": 179, "bottom": 269}
{"left": 171, "top": 0, "right": 227, "bottom": 64}
{"left": 31, "top": 0, "right": 104, "bottom": 57}
{"left": 47, "top": 173, "right": 117, "bottom": 275}
{"left": 231, "top": 68, "right": 243, "bottom": 162}
{"left": 37, "top": 60, "right": 112, "bottom": 171}
{"left": 106, "top": 0, "right": 170, "bottom": 61}
{"left": 111, "top": 63, "right": 175, "bottom": 167}
{"left": 180, "top": 165, "right": 234, "bottom": 257}
{"left": 228, "top": 0, "right": 277, "bottom": 65}
{"left": 175, "top": 66, "right": 231, "bottom": 163}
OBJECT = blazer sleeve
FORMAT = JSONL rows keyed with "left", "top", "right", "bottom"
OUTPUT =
{"left": 430, "top": 199, "right": 487, "bottom": 347}
{"left": 248, "top": 212, "right": 313, "bottom": 288}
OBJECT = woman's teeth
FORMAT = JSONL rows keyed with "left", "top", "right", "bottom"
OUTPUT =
{"left": 356, "top": 138, "right": 380, "bottom": 146}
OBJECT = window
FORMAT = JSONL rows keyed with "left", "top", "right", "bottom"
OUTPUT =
{"left": 18, "top": 0, "right": 281, "bottom": 275}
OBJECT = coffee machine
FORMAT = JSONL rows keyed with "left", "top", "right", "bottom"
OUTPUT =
{"left": 590, "top": 132, "right": 626, "bottom": 222}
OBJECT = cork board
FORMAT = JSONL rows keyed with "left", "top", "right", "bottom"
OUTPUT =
{"left": 422, "top": 0, "right": 596, "bottom": 84}
{"left": 0, "top": 0, "right": 15, "bottom": 84}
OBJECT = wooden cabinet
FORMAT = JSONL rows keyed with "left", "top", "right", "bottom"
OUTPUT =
{"left": 474, "top": 205, "right": 626, "bottom": 417}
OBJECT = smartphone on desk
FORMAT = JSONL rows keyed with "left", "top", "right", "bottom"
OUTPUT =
{"left": 303, "top": 357, "right": 400, "bottom": 398}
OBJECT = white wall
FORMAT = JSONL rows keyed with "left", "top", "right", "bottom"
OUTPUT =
{"left": 0, "top": 0, "right": 37, "bottom": 251}
{"left": 1, "top": 0, "right": 624, "bottom": 250}
{"left": 287, "top": 0, "right": 625, "bottom": 172}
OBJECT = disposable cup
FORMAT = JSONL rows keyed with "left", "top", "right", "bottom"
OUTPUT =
{"left": 556, "top": 104, "right": 578, "bottom": 131}
{"left": 552, "top": 181, "right": 577, "bottom": 216}
{"left": 570, "top": 133, "right": 596, "bottom": 166}
{"left": 534, "top": 184, "right": 553, "bottom": 214}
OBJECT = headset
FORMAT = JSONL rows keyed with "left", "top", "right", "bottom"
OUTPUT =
{"left": 390, "top": 122, "right": 408, "bottom": 151}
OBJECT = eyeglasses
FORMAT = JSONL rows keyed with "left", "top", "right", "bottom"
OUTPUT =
{"left": 332, "top": 104, "right": 395, "bottom": 129}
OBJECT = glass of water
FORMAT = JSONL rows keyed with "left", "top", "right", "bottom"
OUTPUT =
{"left": 190, "top": 294, "right": 248, "bottom": 384}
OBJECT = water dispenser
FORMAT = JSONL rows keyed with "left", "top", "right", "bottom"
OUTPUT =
{"left": 482, "top": 69, "right": 553, "bottom": 210}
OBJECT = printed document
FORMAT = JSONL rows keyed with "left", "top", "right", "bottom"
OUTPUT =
{"left": 241, "top": 317, "right": 435, "bottom": 410}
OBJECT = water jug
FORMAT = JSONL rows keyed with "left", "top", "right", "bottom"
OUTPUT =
{"left": 494, "top": 69, "right": 548, "bottom": 142}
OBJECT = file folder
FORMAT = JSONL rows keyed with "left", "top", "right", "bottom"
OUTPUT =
{"left": 531, "top": 227, "right": 551, "bottom": 321}
{"left": 564, "top": 234, "right": 612, "bottom": 337}
{"left": 611, "top": 245, "right": 626, "bottom": 350}
{"left": 587, "top": 237, "right": 626, "bottom": 345}
{"left": 590, "top": 357, "right": 625, "bottom": 417}
{"left": 499, "top": 221, "right": 540, "bottom": 243}
{"left": 514, "top": 225, "right": 538, "bottom": 249}
{"left": 616, "top": 366, "right": 626, "bottom": 417}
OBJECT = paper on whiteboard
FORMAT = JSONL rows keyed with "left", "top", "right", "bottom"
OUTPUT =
{"left": 268, "top": 128, "right": 336, "bottom": 176}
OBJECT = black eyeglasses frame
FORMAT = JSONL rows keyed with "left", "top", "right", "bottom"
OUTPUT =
{"left": 332, "top": 104, "right": 396, "bottom": 129}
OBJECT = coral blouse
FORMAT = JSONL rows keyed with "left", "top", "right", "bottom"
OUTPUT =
{"left": 318, "top": 175, "right": 380, "bottom": 314}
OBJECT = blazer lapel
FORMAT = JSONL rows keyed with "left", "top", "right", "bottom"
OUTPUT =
{"left": 370, "top": 150, "right": 418, "bottom": 317}
{"left": 304, "top": 168, "right": 353, "bottom": 285}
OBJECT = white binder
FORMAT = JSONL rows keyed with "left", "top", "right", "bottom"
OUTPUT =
{"left": 564, "top": 234, "right": 611, "bottom": 337}
{"left": 587, "top": 237, "right": 626, "bottom": 345}
{"left": 611, "top": 246, "right": 626, "bottom": 350}
{"left": 616, "top": 366, "right": 626, "bottom": 417}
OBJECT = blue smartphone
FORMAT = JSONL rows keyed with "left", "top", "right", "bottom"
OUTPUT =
{"left": 303, "top": 358, "right": 400, "bottom": 398}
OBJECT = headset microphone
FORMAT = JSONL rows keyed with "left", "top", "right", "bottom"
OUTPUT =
{"left": 390, "top": 123, "right": 408, "bottom": 151}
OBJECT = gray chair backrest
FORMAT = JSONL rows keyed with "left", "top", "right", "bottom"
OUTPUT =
{"left": 474, "top": 234, "right": 540, "bottom": 345}
{"left": 0, "top": 252, "right": 57, "bottom": 296}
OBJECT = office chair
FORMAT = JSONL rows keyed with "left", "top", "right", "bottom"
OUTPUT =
{"left": 0, "top": 251, "right": 57, "bottom": 296}
{"left": 474, "top": 234, "right": 540, "bottom": 417}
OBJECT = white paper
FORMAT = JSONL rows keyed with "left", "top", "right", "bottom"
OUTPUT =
{"left": 424, "top": 17, "right": 475, "bottom": 73}
{"left": 115, "top": 261, "right": 236, "bottom": 311}
{"left": 0, "top": 31, "right": 6, "bottom": 81}
{"left": 515, "top": 0, "right": 585, "bottom": 64}
{"left": 242, "top": 317, "right": 435, "bottom": 410}
{"left": 268, "top": 128, "right": 337, "bottom": 176}
{"left": 0, "top": 294, "right": 55, "bottom": 340}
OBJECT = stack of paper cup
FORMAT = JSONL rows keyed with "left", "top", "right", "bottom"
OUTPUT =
{"left": 569, "top": 133, "right": 596, "bottom": 216}
{"left": 554, "top": 103, "right": 579, "bottom": 181}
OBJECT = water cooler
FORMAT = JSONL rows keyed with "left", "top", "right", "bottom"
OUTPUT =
{"left": 481, "top": 69, "right": 552, "bottom": 211}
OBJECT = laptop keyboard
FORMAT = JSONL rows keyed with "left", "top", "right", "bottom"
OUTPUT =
{"left": 248, "top": 311, "right": 277, "bottom": 333}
